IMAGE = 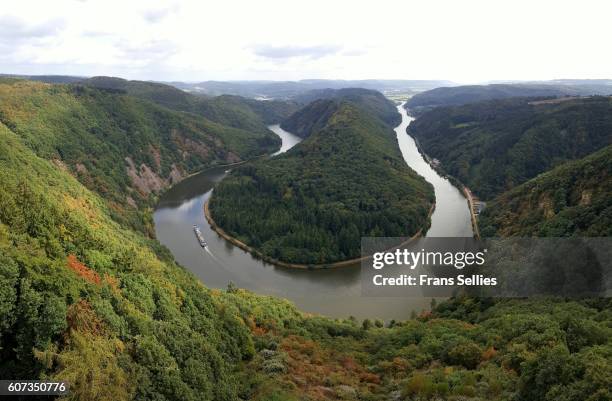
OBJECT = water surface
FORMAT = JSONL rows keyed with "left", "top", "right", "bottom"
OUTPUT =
{"left": 154, "top": 104, "right": 472, "bottom": 319}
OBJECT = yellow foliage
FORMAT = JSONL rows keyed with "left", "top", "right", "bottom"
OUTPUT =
{"left": 43, "top": 331, "right": 134, "bottom": 401}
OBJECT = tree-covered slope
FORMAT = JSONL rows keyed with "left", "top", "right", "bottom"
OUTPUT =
{"left": 0, "top": 79, "right": 279, "bottom": 234}
{"left": 83, "top": 76, "right": 197, "bottom": 110}
{"left": 282, "top": 88, "right": 400, "bottom": 137}
{"left": 407, "top": 96, "right": 612, "bottom": 199}
{"left": 404, "top": 83, "right": 612, "bottom": 113}
{"left": 479, "top": 144, "right": 612, "bottom": 237}
{"left": 0, "top": 120, "right": 262, "bottom": 400}
{"left": 193, "top": 94, "right": 299, "bottom": 134}
{"left": 83, "top": 76, "right": 298, "bottom": 135}
{"left": 210, "top": 101, "right": 434, "bottom": 264}
{"left": 291, "top": 88, "right": 402, "bottom": 126}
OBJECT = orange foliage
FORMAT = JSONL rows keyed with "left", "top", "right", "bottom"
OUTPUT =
{"left": 278, "top": 334, "right": 381, "bottom": 399}
{"left": 392, "top": 357, "right": 410, "bottom": 372}
{"left": 66, "top": 299, "right": 107, "bottom": 336}
{"left": 67, "top": 254, "right": 101, "bottom": 285}
{"left": 340, "top": 356, "right": 358, "bottom": 370}
{"left": 359, "top": 372, "right": 381, "bottom": 384}
{"left": 482, "top": 346, "right": 498, "bottom": 361}
{"left": 103, "top": 273, "right": 120, "bottom": 292}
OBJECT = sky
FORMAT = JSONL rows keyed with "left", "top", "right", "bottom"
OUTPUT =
{"left": 1, "top": 0, "right": 611, "bottom": 83}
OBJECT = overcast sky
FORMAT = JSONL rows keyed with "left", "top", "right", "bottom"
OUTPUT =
{"left": 1, "top": 0, "right": 610, "bottom": 83}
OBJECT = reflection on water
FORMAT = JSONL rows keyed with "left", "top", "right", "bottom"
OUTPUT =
{"left": 269, "top": 124, "right": 302, "bottom": 155}
{"left": 153, "top": 106, "right": 472, "bottom": 319}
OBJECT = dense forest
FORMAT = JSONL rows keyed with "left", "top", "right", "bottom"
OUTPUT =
{"left": 281, "top": 88, "right": 401, "bottom": 138}
{"left": 0, "top": 78, "right": 280, "bottom": 235}
{"left": 0, "top": 78, "right": 610, "bottom": 401}
{"left": 407, "top": 96, "right": 612, "bottom": 199}
{"left": 479, "top": 144, "right": 612, "bottom": 237}
{"left": 210, "top": 97, "right": 434, "bottom": 265}
{"left": 2, "top": 102, "right": 609, "bottom": 400}
{"left": 404, "top": 82, "right": 612, "bottom": 114}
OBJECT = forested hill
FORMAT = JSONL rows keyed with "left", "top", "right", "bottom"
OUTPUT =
{"left": 83, "top": 76, "right": 299, "bottom": 135}
{"left": 479, "top": 144, "right": 612, "bottom": 237}
{"left": 404, "top": 83, "right": 612, "bottom": 114}
{"left": 281, "top": 88, "right": 400, "bottom": 138}
{"left": 210, "top": 100, "right": 434, "bottom": 265}
{"left": 0, "top": 79, "right": 279, "bottom": 234}
{"left": 278, "top": 99, "right": 341, "bottom": 138}
{"left": 407, "top": 96, "right": 612, "bottom": 199}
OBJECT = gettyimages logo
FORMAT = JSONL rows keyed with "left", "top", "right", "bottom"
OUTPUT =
{"left": 361, "top": 237, "right": 611, "bottom": 298}
{"left": 372, "top": 248, "right": 487, "bottom": 270}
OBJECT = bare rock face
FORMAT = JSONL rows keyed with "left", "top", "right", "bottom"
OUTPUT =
{"left": 171, "top": 129, "right": 211, "bottom": 160}
{"left": 168, "top": 164, "right": 183, "bottom": 184}
{"left": 580, "top": 190, "right": 592, "bottom": 206}
{"left": 52, "top": 159, "right": 68, "bottom": 172}
{"left": 126, "top": 195, "right": 137, "bottom": 208}
{"left": 125, "top": 156, "right": 185, "bottom": 196}
{"left": 226, "top": 151, "right": 241, "bottom": 163}
{"left": 75, "top": 163, "right": 88, "bottom": 175}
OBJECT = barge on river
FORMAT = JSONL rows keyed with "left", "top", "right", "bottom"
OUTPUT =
{"left": 193, "top": 225, "right": 207, "bottom": 247}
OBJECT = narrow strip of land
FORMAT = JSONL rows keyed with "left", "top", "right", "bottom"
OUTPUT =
{"left": 463, "top": 187, "right": 481, "bottom": 239}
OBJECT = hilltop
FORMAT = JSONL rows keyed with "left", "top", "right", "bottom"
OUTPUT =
{"left": 209, "top": 96, "right": 434, "bottom": 265}
{"left": 285, "top": 87, "right": 401, "bottom": 133}
{"left": 404, "top": 82, "right": 612, "bottom": 114}
{"left": 82, "top": 76, "right": 299, "bottom": 136}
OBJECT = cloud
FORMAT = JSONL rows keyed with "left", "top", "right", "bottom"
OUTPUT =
{"left": 0, "top": 15, "right": 65, "bottom": 41}
{"left": 251, "top": 44, "right": 342, "bottom": 60}
{"left": 142, "top": 4, "right": 180, "bottom": 23}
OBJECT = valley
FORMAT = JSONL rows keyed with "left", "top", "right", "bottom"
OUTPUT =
{"left": 0, "top": 76, "right": 610, "bottom": 401}
{"left": 153, "top": 102, "right": 472, "bottom": 319}
{"left": 3, "top": 0, "right": 612, "bottom": 398}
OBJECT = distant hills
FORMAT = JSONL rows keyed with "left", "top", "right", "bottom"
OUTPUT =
{"left": 405, "top": 82, "right": 612, "bottom": 113}
{"left": 480, "top": 144, "right": 612, "bottom": 237}
{"left": 209, "top": 90, "right": 434, "bottom": 264}
{"left": 1, "top": 74, "right": 453, "bottom": 99}
{"left": 407, "top": 96, "right": 612, "bottom": 200}
{"left": 170, "top": 79, "right": 454, "bottom": 98}
{"left": 0, "top": 73, "right": 85, "bottom": 84}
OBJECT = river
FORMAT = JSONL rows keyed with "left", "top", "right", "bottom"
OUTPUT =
{"left": 153, "top": 103, "right": 472, "bottom": 320}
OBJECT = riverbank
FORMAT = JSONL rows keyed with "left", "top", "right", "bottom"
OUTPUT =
{"left": 154, "top": 107, "right": 472, "bottom": 319}
{"left": 182, "top": 153, "right": 270, "bottom": 180}
{"left": 409, "top": 130, "right": 481, "bottom": 239}
{"left": 204, "top": 200, "right": 435, "bottom": 270}
{"left": 462, "top": 187, "right": 481, "bottom": 239}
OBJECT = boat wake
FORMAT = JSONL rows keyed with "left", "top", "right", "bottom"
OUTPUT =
{"left": 204, "top": 245, "right": 222, "bottom": 265}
